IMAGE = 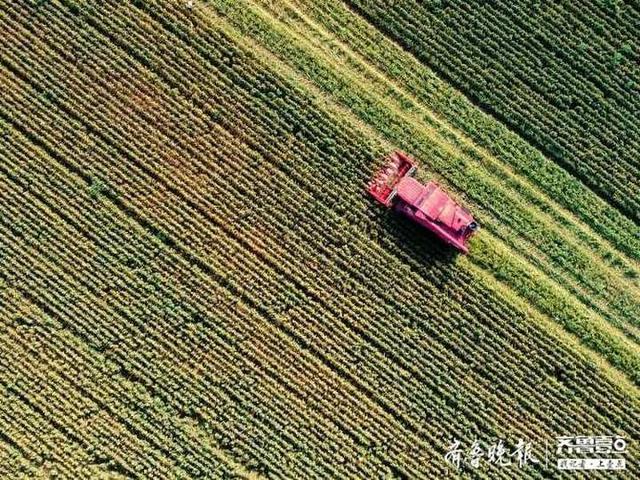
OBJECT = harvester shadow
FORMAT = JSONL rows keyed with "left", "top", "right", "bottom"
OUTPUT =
{"left": 372, "top": 210, "right": 459, "bottom": 285}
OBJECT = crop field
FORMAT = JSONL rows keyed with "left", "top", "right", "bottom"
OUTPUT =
{"left": 0, "top": 0, "right": 639, "bottom": 478}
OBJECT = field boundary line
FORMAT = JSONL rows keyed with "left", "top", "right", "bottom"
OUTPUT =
{"left": 461, "top": 258, "right": 640, "bottom": 404}
{"left": 291, "top": 0, "right": 640, "bottom": 262}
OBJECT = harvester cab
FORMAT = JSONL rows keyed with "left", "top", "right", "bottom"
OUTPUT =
{"left": 368, "top": 151, "right": 478, "bottom": 254}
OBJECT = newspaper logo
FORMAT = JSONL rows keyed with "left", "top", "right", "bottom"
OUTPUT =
{"left": 444, "top": 438, "right": 538, "bottom": 471}
{"left": 556, "top": 436, "right": 627, "bottom": 471}
{"left": 444, "top": 435, "right": 629, "bottom": 472}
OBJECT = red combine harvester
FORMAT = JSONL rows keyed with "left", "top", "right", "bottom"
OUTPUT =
{"left": 368, "top": 151, "right": 478, "bottom": 253}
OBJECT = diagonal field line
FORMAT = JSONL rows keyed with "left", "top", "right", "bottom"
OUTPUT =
{"left": 0, "top": 147, "right": 403, "bottom": 477}
{"left": 235, "top": 0, "right": 640, "bottom": 309}
{"left": 286, "top": 0, "right": 640, "bottom": 269}
{"left": 242, "top": 0, "right": 640, "bottom": 353}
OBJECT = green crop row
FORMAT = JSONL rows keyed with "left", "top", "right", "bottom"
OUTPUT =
{"left": 0, "top": 61, "right": 456, "bottom": 476}
{"left": 241, "top": 0, "right": 640, "bottom": 340}
{"left": 0, "top": 384, "right": 90, "bottom": 478}
{"left": 0, "top": 75, "right": 500, "bottom": 476}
